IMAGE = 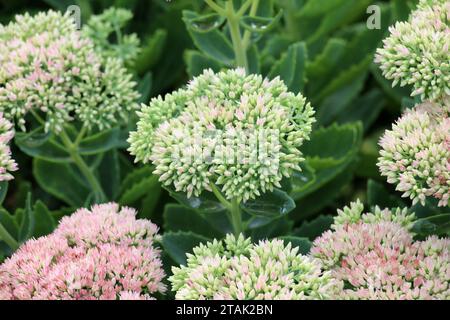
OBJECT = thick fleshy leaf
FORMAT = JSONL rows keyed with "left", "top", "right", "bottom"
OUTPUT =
{"left": 241, "top": 189, "right": 295, "bottom": 217}
{"left": 182, "top": 10, "right": 234, "bottom": 65}
{"left": 78, "top": 128, "right": 126, "bottom": 155}
{"left": 18, "top": 193, "right": 34, "bottom": 242}
{"left": 279, "top": 236, "right": 312, "bottom": 255}
{"left": 32, "top": 201, "right": 56, "bottom": 238}
{"left": 0, "top": 181, "right": 8, "bottom": 205}
{"left": 163, "top": 204, "right": 224, "bottom": 239}
{"left": 367, "top": 180, "right": 406, "bottom": 209}
{"left": 292, "top": 122, "right": 363, "bottom": 201}
{"left": 186, "top": 13, "right": 225, "bottom": 33}
{"left": 412, "top": 214, "right": 450, "bottom": 236}
{"left": 164, "top": 185, "right": 226, "bottom": 214}
{"left": 240, "top": 10, "right": 283, "bottom": 33}
{"left": 162, "top": 231, "right": 210, "bottom": 265}
{"left": 15, "top": 128, "right": 71, "bottom": 163}
{"left": 33, "top": 158, "right": 90, "bottom": 207}
{"left": 268, "top": 42, "right": 308, "bottom": 93}
{"left": 293, "top": 215, "right": 334, "bottom": 240}
{"left": 98, "top": 150, "right": 121, "bottom": 201}
{"left": 184, "top": 50, "right": 223, "bottom": 78}
{"left": 250, "top": 216, "right": 294, "bottom": 241}
{"left": 135, "top": 29, "right": 168, "bottom": 75}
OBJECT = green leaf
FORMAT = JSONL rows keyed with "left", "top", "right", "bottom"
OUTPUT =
{"left": 291, "top": 121, "right": 363, "bottom": 201}
{"left": 163, "top": 204, "right": 224, "bottom": 239}
{"left": 119, "top": 174, "right": 159, "bottom": 205}
{"left": 136, "top": 72, "right": 153, "bottom": 104}
{"left": 335, "top": 89, "right": 385, "bottom": 132}
{"left": 291, "top": 164, "right": 356, "bottom": 220}
{"left": 268, "top": 42, "right": 308, "bottom": 93}
{"left": 78, "top": 128, "right": 125, "bottom": 155}
{"left": 240, "top": 10, "right": 283, "bottom": 33}
{"left": 297, "top": 0, "right": 346, "bottom": 17}
{"left": 164, "top": 185, "right": 226, "bottom": 214}
{"left": 98, "top": 150, "right": 121, "bottom": 200}
{"left": 250, "top": 216, "right": 294, "bottom": 241}
{"left": 0, "top": 181, "right": 8, "bottom": 205}
{"left": 293, "top": 215, "right": 334, "bottom": 240}
{"left": 135, "top": 29, "right": 168, "bottom": 75}
{"left": 371, "top": 64, "right": 412, "bottom": 105}
{"left": 367, "top": 180, "right": 406, "bottom": 209}
{"left": 161, "top": 231, "right": 210, "bottom": 265}
{"left": 279, "top": 236, "right": 312, "bottom": 255}
{"left": 0, "top": 208, "right": 19, "bottom": 241}
{"left": 241, "top": 189, "right": 295, "bottom": 217}
{"left": 247, "top": 44, "right": 260, "bottom": 75}
{"left": 184, "top": 50, "right": 223, "bottom": 78}
{"left": 32, "top": 201, "right": 56, "bottom": 238}
{"left": 412, "top": 214, "right": 450, "bottom": 236}
{"left": 15, "top": 128, "right": 71, "bottom": 163}
{"left": 183, "top": 10, "right": 234, "bottom": 65}
{"left": 33, "top": 158, "right": 90, "bottom": 207}
{"left": 187, "top": 13, "right": 225, "bottom": 33}
{"left": 315, "top": 68, "right": 368, "bottom": 127}
{"left": 18, "top": 193, "right": 34, "bottom": 242}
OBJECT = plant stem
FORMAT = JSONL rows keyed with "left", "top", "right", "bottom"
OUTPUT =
{"left": 205, "top": 0, "right": 225, "bottom": 15}
{"left": 230, "top": 198, "right": 243, "bottom": 236}
{"left": 210, "top": 184, "right": 244, "bottom": 236}
{"left": 210, "top": 183, "right": 231, "bottom": 210}
{"left": 0, "top": 222, "right": 18, "bottom": 250}
{"left": 60, "top": 130, "right": 106, "bottom": 202}
{"left": 242, "top": 0, "right": 260, "bottom": 49}
{"left": 226, "top": 1, "right": 249, "bottom": 73}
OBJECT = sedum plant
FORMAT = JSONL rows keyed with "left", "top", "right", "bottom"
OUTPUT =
{"left": 0, "top": 9, "right": 139, "bottom": 203}
{"left": 82, "top": 7, "right": 141, "bottom": 64}
{"left": 129, "top": 68, "right": 315, "bottom": 235}
{"left": 0, "top": 203, "right": 165, "bottom": 300}
{"left": 376, "top": 0, "right": 450, "bottom": 209}
{"left": 169, "top": 234, "right": 341, "bottom": 300}
{"left": 375, "top": 0, "right": 449, "bottom": 102}
{"left": 378, "top": 100, "right": 449, "bottom": 207}
{"left": 0, "top": 113, "right": 17, "bottom": 182}
{"left": 311, "top": 201, "right": 450, "bottom": 300}
{"left": 0, "top": 10, "right": 139, "bottom": 133}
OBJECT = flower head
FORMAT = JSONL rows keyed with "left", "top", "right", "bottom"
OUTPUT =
{"left": 0, "top": 113, "right": 18, "bottom": 181}
{"left": 169, "top": 234, "right": 341, "bottom": 300}
{"left": 375, "top": 0, "right": 449, "bottom": 101}
{"left": 378, "top": 101, "right": 450, "bottom": 206}
{"left": 0, "top": 203, "right": 165, "bottom": 300}
{"left": 129, "top": 69, "right": 315, "bottom": 201}
{"left": 0, "top": 10, "right": 139, "bottom": 132}
{"left": 311, "top": 202, "right": 450, "bottom": 300}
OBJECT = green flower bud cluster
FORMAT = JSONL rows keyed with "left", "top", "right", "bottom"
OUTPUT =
{"left": 129, "top": 69, "right": 315, "bottom": 201}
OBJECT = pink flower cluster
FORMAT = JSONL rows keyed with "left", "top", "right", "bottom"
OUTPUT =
{"left": 0, "top": 203, "right": 166, "bottom": 300}
{"left": 378, "top": 100, "right": 450, "bottom": 207}
{"left": 0, "top": 112, "right": 18, "bottom": 181}
{"left": 311, "top": 203, "right": 449, "bottom": 300}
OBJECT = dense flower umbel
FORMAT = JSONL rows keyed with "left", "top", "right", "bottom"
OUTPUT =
{"left": 311, "top": 202, "right": 450, "bottom": 300}
{"left": 129, "top": 69, "right": 315, "bottom": 201}
{"left": 378, "top": 101, "right": 450, "bottom": 207}
{"left": 0, "top": 113, "right": 17, "bottom": 181}
{"left": 0, "top": 10, "right": 139, "bottom": 132}
{"left": 0, "top": 203, "right": 166, "bottom": 300}
{"left": 169, "top": 234, "right": 341, "bottom": 300}
{"left": 374, "top": 0, "right": 449, "bottom": 101}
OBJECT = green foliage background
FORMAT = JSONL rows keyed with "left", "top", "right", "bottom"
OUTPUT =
{"left": 1, "top": 0, "right": 447, "bottom": 285}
